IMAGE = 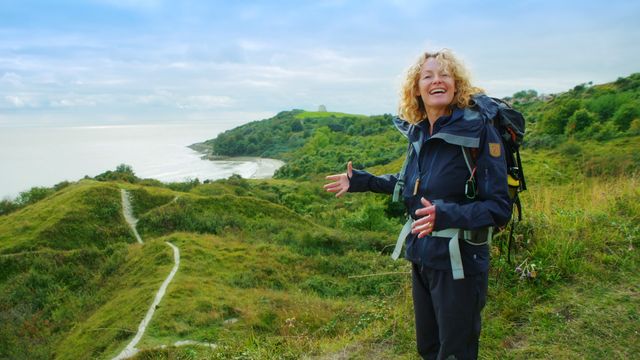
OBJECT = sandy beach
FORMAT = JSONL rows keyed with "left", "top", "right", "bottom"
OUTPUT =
{"left": 202, "top": 156, "right": 285, "bottom": 179}
{"left": 248, "top": 158, "right": 286, "bottom": 179}
{"left": 189, "top": 142, "right": 285, "bottom": 179}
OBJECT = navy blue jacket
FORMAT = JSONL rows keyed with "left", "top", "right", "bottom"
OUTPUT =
{"left": 348, "top": 95, "right": 512, "bottom": 274}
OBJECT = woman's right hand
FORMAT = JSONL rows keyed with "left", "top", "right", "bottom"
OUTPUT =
{"left": 323, "top": 161, "right": 353, "bottom": 197}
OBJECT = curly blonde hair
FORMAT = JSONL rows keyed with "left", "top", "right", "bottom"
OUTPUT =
{"left": 398, "top": 49, "right": 484, "bottom": 124}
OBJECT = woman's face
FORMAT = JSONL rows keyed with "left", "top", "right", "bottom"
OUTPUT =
{"left": 418, "top": 57, "right": 456, "bottom": 111}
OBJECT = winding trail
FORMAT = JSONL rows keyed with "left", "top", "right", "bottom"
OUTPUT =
{"left": 113, "top": 241, "right": 180, "bottom": 360}
{"left": 112, "top": 190, "right": 216, "bottom": 359}
{"left": 120, "top": 189, "right": 142, "bottom": 244}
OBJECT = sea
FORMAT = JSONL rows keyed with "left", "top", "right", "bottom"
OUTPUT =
{"left": 0, "top": 123, "right": 279, "bottom": 200}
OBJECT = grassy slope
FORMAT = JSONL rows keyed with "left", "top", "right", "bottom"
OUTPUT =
{"left": 1, "top": 138, "right": 638, "bottom": 359}
{"left": 0, "top": 181, "right": 136, "bottom": 359}
{"left": 480, "top": 175, "right": 639, "bottom": 359}
{"left": 6, "top": 181, "right": 402, "bottom": 359}
{"left": 56, "top": 240, "right": 176, "bottom": 359}
{"left": 120, "top": 141, "right": 637, "bottom": 359}
{"left": 0, "top": 180, "right": 132, "bottom": 254}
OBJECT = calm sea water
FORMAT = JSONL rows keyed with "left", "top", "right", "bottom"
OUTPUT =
{"left": 0, "top": 123, "right": 269, "bottom": 200}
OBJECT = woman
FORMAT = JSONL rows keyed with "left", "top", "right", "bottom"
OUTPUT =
{"left": 324, "top": 49, "right": 512, "bottom": 359}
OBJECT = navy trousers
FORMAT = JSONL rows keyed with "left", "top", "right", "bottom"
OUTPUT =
{"left": 411, "top": 263, "right": 488, "bottom": 360}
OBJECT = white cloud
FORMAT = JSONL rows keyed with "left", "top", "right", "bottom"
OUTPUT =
{"left": 176, "top": 95, "right": 235, "bottom": 110}
{"left": 1, "top": 72, "right": 22, "bottom": 86}
{"left": 3, "top": 95, "right": 40, "bottom": 108}
{"left": 49, "top": 97, "right": 98, "bottom": 108}
{"left": 5, "top": 95, "right": 25, "bottom": 107}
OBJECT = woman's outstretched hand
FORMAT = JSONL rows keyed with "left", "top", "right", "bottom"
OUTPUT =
{"left": 412, "top": 197, "right": 436, "bottom": 238}
{"left": 323, "top": 161, "right": 353, "bottom": 198}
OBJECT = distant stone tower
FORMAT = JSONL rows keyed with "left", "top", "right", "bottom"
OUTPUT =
{"left": 318, "top": 104, "right": 327, "bottom": 112}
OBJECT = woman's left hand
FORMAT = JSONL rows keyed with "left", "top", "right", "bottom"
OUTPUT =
{"left": 412, "top": 197, "right": 436, "bottom": 238}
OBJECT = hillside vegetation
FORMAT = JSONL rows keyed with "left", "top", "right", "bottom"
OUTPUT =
{"left": 514, "top": 72, "right": 640, "bottom": 148}
{"left": 193, "top": 110, "right": 405, "bottom": 180}
{"left": 1, "top": 74, "right": 638, "bottom": 359}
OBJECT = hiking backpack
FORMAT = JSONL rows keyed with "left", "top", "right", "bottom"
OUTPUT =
{"left": 467, "top": 97, "right": 526, "bottom": 261}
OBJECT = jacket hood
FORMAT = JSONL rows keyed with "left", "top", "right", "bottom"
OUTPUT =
{"left": 393, "top": 94, "right": 497, "bottom": 150}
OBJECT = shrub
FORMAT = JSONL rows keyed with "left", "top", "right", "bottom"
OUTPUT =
{"left": 341, "top": 199, "right": 399, "bottom": 233}
{"left": 165, "top": 178, "right": 200, "bottom": 192}
{"left": 524, "top": 133, "right": 566, "bottom": 149}
{"left": 539, "top": 99, "right": 581, "bottom": 134}
{"left": 589, "top": 121, "right": 619, "bottom": 141}
{"left": 628, "top": 119, "right": 640, "bottom": 135}
{"left": 0, "top": 199, "right": 20, "bottom": 216}
{"left": 612, "top": 103, "right": 640, "bottom": 131}
{"left": 16, "top": 187, "right": 54, "bottom": 206}
{"left": 565, "top": 109, "right": 597, "bottom": 135}
{"left": 53, "top": 181, "right": 72, "bottom": 192}
{"left": 94, "top": 164, "right": 139, "bottom": 183}
{"left": 558, "top": 141, "right": 582, "bottom": 157}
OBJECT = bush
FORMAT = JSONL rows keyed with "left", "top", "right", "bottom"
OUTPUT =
{"left": 0, "top": 199, "right": 20, "bottom": 216}
{"left": 165, "top": 178, "right": 201, "bottom": 192}
{"left": 628, "top": 119, "right": 640, "bottom": 135}
{"left": 558, "top": 141, "right": 582, "bottom": 157}
{"left": 589, "top": 121, "right": 619, "bottom": 141}
{"left": 612, "top": 103, "right": 640, "bottom": 131}
{"left": 565, "top": 109, "right": 597, "bottom": 135}
{"left": 94, "top": 164, "right": 139, "bottom": 183}
{"left": 53, "top": 181, "right": 72, "bottom": 192}
{"left": 17, "top": 187, "right": 54, "bottom": 206}
{"left": 341, "top": 199, "right": 399, "bottom": 233}
{"left": 539, "top": 99, "right": 581, "bottom": 134}
{"left": 524, "top": 133, "right": 566, "bottom": 149}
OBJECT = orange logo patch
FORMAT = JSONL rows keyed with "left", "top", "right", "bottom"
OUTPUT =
{"left": 489, "top": 143, "right": 501, "bottom": 158}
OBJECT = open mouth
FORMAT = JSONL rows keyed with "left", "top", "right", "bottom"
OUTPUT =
{"left": 429, "top": 88, "right": 446, "bottom": 95}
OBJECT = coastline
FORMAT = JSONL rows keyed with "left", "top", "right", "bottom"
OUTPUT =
{"left": 202, "top": 156, "right": 285, "bottom": 179}
{"left": 189, "top": 144, "right": 285, "bottom": 179}
{"left": 232, "top": 156, "right": 285, "bottom": 179}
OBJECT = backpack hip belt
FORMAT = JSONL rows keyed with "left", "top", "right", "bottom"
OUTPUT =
{"left": 391, "top": 220, "right": 492, "bottom": 280}
{"left": 432, "top": 227, "right": 493, "bottom": 280}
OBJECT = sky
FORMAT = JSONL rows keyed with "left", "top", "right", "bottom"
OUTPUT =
{"left": 1, "top": 0, "right": 639, "bottom": 127}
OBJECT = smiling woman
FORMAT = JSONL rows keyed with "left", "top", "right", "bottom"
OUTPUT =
{"left": 325, "top": 49, "right": 513, "bottom": 359}
{"left": 399, "top": 50, "right": 484, "bottom": 127}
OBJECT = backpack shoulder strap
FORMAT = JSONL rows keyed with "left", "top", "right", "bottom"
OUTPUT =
{"left": 461, "top": 146, "right": 476, "bottom": 177}
{"left": 392, "top": 143, "right": 412, "bottom": 202}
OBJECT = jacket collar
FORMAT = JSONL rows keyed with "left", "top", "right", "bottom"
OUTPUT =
{"left": 393, "top": 94, "right": 496, "bottom": 155}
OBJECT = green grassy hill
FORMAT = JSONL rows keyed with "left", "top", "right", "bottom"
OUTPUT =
{"left": 1, "top": 74, "right": 639, "bottom": 359}
{"left": 0, "top": 179, "right": 408, "bottom": 359}
{"left": 0, "top": 181, "right": 132, "bottom": 254}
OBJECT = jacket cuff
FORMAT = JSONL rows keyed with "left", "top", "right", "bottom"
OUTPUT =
{"left": 432, "top": 199, "right": 457, "bottom": 230}
{"left": 348, "top": 169, "right": 372, "bottom": 193}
